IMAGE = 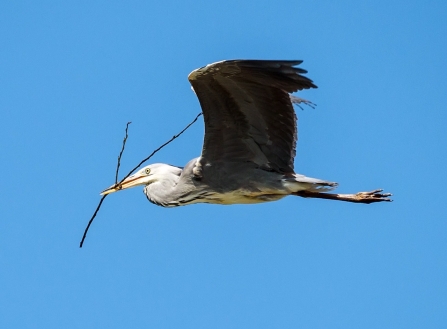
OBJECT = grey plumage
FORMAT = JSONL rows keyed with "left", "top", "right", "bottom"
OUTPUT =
{"left": 101, "top": 60, "right": 392, "bottom": 205}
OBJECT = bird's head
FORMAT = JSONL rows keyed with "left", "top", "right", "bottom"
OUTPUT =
{"left": 100, "top": 164, "right": 161, "bottom": 195}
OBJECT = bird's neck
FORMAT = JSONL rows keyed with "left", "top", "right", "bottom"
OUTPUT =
{"left": 143, "top": 167, "right": 184, "bottom": 207}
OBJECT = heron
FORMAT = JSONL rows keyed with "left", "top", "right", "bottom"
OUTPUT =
{"left": 101, "top": 60, "right": 391, "bottom": 206}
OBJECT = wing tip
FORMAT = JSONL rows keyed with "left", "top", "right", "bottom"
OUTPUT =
{"left": 188, "top": 59, "right": 317, "bottom": 91}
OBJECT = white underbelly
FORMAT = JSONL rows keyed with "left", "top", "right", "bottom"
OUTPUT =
{"left": 200, "top": 190, "right": 287, "bottom": 205}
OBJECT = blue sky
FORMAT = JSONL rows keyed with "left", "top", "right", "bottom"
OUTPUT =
{"left": 1, "top": 0, "right": 446, "bottom": 328}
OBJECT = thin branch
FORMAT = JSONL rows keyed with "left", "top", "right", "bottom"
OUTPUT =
{"left": 79, "top": 195, "right": 107, "bottom": 248}
{"left": 119, "top": 112, "right": 202, "bottom": 184}
{"left": 79, "top": 112, "right": 202, "bottom": 248}
{"left": 115, "top": 121, "right": 131, "bottom": 184}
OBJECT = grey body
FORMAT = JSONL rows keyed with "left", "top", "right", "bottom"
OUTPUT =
{"left": 143, "top": 158, "right": 334, "bottom": 207}
{"left": 102, "top": 60, "right": 391, "bottom": 205}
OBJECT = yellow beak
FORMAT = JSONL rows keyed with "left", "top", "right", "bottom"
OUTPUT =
{"left": 100, "top": 173, "right": 148, "bottom": 195}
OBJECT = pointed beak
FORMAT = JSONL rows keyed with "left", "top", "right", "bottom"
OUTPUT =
{"left": 100, "top": 173, "right": 147, "bottom": 195}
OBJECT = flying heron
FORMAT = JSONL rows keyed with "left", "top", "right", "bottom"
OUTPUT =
{"left": 101, "top": 60, "right": 391, "bottom": 206}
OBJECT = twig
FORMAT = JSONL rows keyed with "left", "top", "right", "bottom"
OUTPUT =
{"left": 79, "top": 195, "right": 107, "bottom": 248}
{"left": 120, "top": 112, "right": 203, "bottom": 182}
{"left": 79, "top": 112, "right": 202, "bottom": 248}
{"left": 115, "top": 122, "right": 131, "bottom": 184}
{"left": 80, "top": 122, "right": 133, "bottom": 248}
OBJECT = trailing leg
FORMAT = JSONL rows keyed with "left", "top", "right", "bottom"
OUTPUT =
{"left": 293, "top": 189, "right": 392, "bottom": 204}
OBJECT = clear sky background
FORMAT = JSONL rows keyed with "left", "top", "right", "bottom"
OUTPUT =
{"left": 1, "top": 1, "right": 446, "bottom": 328}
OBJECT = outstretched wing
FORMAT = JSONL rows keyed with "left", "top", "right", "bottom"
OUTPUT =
{"left": 188, "top": 60, "right": 316, "bottom": 174}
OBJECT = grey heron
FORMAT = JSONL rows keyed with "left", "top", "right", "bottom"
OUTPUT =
{"left": 101, "top": 60, "right": 391, "bottom": 206}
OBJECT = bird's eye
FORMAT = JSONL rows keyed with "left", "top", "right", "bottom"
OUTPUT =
{"left": 145, "top": 168, "right": 151, "bottom": 175}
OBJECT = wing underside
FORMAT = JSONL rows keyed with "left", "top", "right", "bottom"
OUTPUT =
{"left": 188, "top": 60, "right": 317, "bottom": 174}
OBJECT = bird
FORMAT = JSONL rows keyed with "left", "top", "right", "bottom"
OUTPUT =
{"left": 100, "top": 60, "right": 391, "bottom": 206}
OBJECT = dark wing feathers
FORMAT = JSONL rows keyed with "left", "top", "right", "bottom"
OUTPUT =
{"left": 188, "top": 60, "right": 316, "bottom": 174}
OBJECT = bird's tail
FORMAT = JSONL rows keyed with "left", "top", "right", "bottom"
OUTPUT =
{"left": 283, "top": 174, "right": 338, "bottom": 193}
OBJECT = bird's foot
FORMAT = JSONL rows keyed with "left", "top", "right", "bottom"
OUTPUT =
{"left": 294, "top": 188, "right": 392, "bottom": 204}
{"left": 352, "top": 189, "right": 393, "bottom": 203}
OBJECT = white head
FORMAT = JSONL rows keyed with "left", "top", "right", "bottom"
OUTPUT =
{"left": 100, "top": 163, "right": 182, "bottom": 195}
